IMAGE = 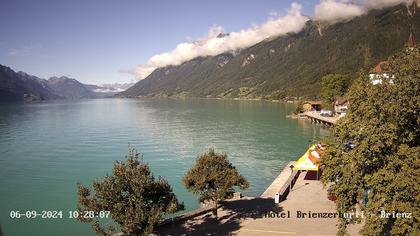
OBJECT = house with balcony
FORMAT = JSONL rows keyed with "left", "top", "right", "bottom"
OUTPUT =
{"left": 334, "top": 97, "right": 348, "bottom": 115}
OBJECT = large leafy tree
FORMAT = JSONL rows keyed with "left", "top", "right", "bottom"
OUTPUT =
{"left": 77, "top": 146, "right": 184, "bottom": 236}
{"left": 320, "top": 74, "right": 350, "bottom": 110}
{"left": 320, "top": 47, "right": 419, "bottom": 235}
{"left": 183, "top": 148, "right": 249, "bottom": 218}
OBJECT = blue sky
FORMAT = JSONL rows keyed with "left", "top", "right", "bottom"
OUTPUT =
{"left": 0, "top": 0, "right": 319, "bottom": 84}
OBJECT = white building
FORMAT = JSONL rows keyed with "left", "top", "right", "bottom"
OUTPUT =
{"left": 369, "top": 61, "right": 393, "bottom": 85}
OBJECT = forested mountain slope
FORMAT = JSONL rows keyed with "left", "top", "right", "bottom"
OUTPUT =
{"left": 119, "top": 4, "right": 420, "bottom": 99}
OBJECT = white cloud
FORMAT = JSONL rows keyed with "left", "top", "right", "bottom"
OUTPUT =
{"left": 313, "top": 0, "right": 419, "bottom": 23}
{"left": 364, "top": 0, "right": 419, "bottom": 10}
{"left": 133, "top": 2, "right": 308, "bottom": 79}
{"left": 314, "top": 0, "right": 365, "bottom": 23}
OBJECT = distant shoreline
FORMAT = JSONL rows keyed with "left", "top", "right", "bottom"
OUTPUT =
{"left": 117, "top": 95, "right": 301, "bottom": 104}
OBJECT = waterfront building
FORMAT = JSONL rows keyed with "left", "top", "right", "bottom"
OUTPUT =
{"left": 302, "top": 101, "right": 322, "bottom": 112}
{"left": 334, "top": 96, "right": 348, "bottom": 115}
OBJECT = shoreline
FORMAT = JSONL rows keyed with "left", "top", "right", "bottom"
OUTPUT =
{"left": 116, "top": 95, "right": 301, "bottom": 104}
{"left": 4, "top": 95, "right": 303, "bottom": 105}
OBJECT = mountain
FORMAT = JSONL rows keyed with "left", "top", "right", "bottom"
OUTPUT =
{"left": 0, "top": 65, "right": 128, "bottom": 101}
{"left": 121, "top": 53, "right": 233, "bottom": 98}
{"left": 85, "top": 83, "right": 134, "bottom": 93}
{"left": 47, "top": 76, "right": 97, "bottom": 99}
{"left": 82, "top": 83, "right": 134, "bottom": 98}
{"left": 0, "top": 65, "right": 61, "bottom": 102}
{"left": 119, "top": 4, "right": 420, "bottom": 99}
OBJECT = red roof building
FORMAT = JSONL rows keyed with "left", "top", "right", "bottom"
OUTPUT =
{"left": 371, "top": 61, "right": 390, "bottom": 74}
{"left": 369, "top": 61, "right": 392, "bottom": 85}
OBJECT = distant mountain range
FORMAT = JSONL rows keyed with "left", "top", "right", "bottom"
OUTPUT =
{"left": 118, "top": 4, "right": 420, "bottom": 100}
{"left": 85, "top": 83, "right": 134, "bottom": 93}
{"left": 0, "top": 64, "right": 133, "bottom": 102}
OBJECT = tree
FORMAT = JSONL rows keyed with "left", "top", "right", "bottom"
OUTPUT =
{"left": 320, "top": 47, "right": 420, "bottom": 235}
{"left": 77, "top": 146, "right": 184, "bottom": 236}
{"left": 294, "top": 100, "right": 305, "bottom": 114}
{"left": 320, "top": 74, "right": 350, "bottom": 110}
{"left": 183, "top": 148, "right": 249, "bottom": 218}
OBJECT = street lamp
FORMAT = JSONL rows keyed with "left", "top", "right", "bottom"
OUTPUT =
{"left": 289, "top": 164, "right": 295, "bottom": 193}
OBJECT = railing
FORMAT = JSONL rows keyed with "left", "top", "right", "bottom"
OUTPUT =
{"left": 278, "top": 170, "right": 300, "bottom": 201}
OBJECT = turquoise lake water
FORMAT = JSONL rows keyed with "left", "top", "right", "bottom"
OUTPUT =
{"left": 0, "top": 98, "right": 328, "bottom": 235}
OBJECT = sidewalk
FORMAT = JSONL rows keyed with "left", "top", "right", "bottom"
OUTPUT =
{"left": 156, "top": 171, "right": 362, "bottom": 236}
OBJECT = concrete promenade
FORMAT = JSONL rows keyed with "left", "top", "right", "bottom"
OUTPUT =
{"left": 235, "top": 172, "right": 362, "bottom": 235}
{"left": 260, "top": 161, "right": 295, "bottom": 198}
{"left": 157, "top": 171, "right": 362, "bottom": 235}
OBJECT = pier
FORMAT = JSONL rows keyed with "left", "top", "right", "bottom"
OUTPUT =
{"left": 303, "top": 111, "right": 339, "bottom": 126}
{"left": 260, "top": 161, "right": 298, "bottom": 200}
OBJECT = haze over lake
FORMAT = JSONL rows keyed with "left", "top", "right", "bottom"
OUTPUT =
{"left": 0, "top": 98, "right": 328, "bottom": 235}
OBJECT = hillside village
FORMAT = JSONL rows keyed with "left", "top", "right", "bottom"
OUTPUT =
{"left": 294, "top": 32, "right": 416, "bottom": 126}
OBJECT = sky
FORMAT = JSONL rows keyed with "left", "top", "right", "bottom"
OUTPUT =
{"left": 0, "top": 0, "right": 415, "bottom": 84}
{"left": 0, "top": 0, "right": 319, "bottom": 84}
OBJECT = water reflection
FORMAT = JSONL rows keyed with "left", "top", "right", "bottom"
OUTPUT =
{"left": 0, "top": 98, "right": 328, "bottom": 236}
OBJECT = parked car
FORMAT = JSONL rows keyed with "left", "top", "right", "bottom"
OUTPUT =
{"left": 320, "top": 110, "right": 334, "bottom": 117}
{"left": 343, "top": 140, "right": 356, "bottom": 151}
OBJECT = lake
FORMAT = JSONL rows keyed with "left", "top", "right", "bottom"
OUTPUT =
{"left": 0, "top": 98, "right": 328, "bottom": 235}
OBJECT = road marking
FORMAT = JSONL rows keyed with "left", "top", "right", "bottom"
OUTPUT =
{"left": 241, "top": 228, "right": 296, "bottom": 234}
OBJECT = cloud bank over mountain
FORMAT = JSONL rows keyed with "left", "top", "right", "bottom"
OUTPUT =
{"left": 132, "top": 0, "right": 418, "bottom": 79}
{"left": 314, "top": 0, "right": 365, "bottom": 23}
{"left": 314, "top": 0, "right": 419, "bottom": 22}
{"left": 133, "top": 3, "right": 308, "bottom": 79}
{"left": 365, "top": 0, "right": 419, "bottom": 10}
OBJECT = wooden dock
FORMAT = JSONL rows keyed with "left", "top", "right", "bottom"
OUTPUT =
{"left": 261, "top": 161, "right": 298, "bottom": 199}
{"left": 304, "top": 111, "right": 339, "bottom": 126}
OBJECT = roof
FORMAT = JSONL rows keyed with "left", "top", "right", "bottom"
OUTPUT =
{"left": 371, "top": 61, "right": 390, "bottom": 74}
{"left": 408, "top": 32, "right": 416, "bottom": 48}
{"left": 303, "top": 101, "right": 322, "bottom": 105}
{"left": 335, "top": 96, "right": 348, "bottom": 106}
